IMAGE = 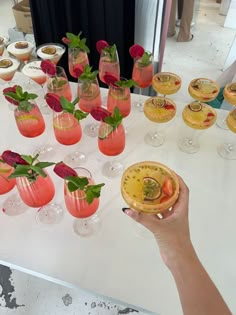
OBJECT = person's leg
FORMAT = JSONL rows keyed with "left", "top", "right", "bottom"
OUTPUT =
{"left": 177, "top": 0, "right": 194, "bottom": 42}
{"left": 177, "top": 0, "right": 183, "bottom": 19}
{"left": 167, "top": 0, "right": 177, "bottom": 37}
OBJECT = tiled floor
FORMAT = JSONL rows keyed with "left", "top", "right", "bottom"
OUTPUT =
{"left": 0, "top": 0, "right": 235, "bottom": 314}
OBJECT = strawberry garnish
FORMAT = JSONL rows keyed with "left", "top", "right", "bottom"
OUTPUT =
{"left": 160, "top": 195, "right": 170, "bottom": 203}
{"left": 129, "top": 44, "right": 144, "bottom": 59}
{"left": 53, "top": 162, "right": 77, "bottom": 179}
{"left": 96, "top": 40, "right": 109, "bottom": 53}
{"left": 3, "top": 85, "right": 19, "bottom": 106}
{"left": 90, "top": 107, "right": 111, "bottom": 122}
{"left": 162, "top": 178, "right": 173, "bottom": 197}
{"left": 212, "top": 89, "right": 218, "bottom": 94}
{"left": 62, "top": 37, "right": 71, "bottom": 45}
{"left": 175, "top": 80, "right": 181, "bottom": 85}
{"left": 203, "top": 119, "right": 210, "bottom": 123}
{"left": 45, "top": 93, "right": 62, "bottom": 112}
{"left": 40, "top": 59, "right": 56, "bottom": 76}
{"left": 2, "top": 150, "right": 29, "bottom": 167}
{"left": 73, "top": 64, "right": 84, "bottom": 78}
{"left": 207, "top": 112, "right": 215, "bottom": 117}
{"left": 165, "top": 104, "right": 175, "bottom": 111}
{"left": 103, "top": 73, "right": 118, "bottom": 86}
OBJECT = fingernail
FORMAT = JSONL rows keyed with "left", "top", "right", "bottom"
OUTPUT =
{"left": 122, "top": 207, "right": 130, "bottom": 213}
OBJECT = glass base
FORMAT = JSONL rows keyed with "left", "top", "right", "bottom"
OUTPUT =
{"left": 36, "top": 203, "right": 64, "bottom": 225}
{"left": 178, "top": 136, "right": 200, "bottom": 154}
{"left": 144, "top": 131, "right": 164, "bottom": 147}
{"left": 102, "top": 160, "right": 124, "bottom": 178}
{"left": 83, "top": 123, "right": 99, "bottom": 137}
{"left": 217, "top": 143, "right": 236, "bottom": 160}
{"left": 135, "top": 101, "right": 144, "bottom": 112}
{"left": 216, "top": 111, "right": 229, "bottom": 130}
{"left": 73, "top": 215, "right": 101, "bottom": 237}
{"left": 63, "top": 151, "right": 87, "bottom": 168}
{"left": 33, "top": 144, "right": 54, "bottom": 160}
{"left": 2, "top": 194, "right": 27, "bottom": 216}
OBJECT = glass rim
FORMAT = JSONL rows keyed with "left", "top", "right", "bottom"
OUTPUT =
{"left": 36, "top": 42, "right": 65, "bottom": 51}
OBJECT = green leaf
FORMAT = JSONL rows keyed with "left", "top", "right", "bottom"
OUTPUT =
{"left": 103, "top": 44, "right": 117, "bottom": 62}
{"left": 67, "top": 181, "right": 79, "bottom": 192}
{"left": 104, "top": 106, "right": 123, "bottom": 129}
{"left": 85, "top": 183, "right": 105, "bottom": 204}
{"left": 8, "top": 164, "right": 31, "bottom": 178}
{"left": 60, "top": 96, "right": 74, "bottom": 113}
{"left": 16, "top": 85, "right": 24, "bottom": 99}
{"left": 3, "top": 92, "right": 20, "bottom": 101}
{"left": 65, "top": 32, "right": 90, "bottom": 53}
{"left": 139, "top": 52, "right": 152, "bottom": 67}
{"left": 79, "top": 65, "right": 99, "bottom": 81}
{"left": 27, "top": 93, "right": 38, "bottom": 100}
{"left": 72, "top": 97, "right": 79, "bottom": 106}
{"left": 18, "top": 101, "right": 33, "bottom": 112}
{"left": 74, "top": 109, "right": 88, "bottom": 121}
{"left": 66, "top": 176, "right": 89, "bottom": 191}
{"left": 34, "top": 162, "right": 55, "bottom": 169}
{"left": 21, "top": 155, "right": 33, "bottom": 164}
{"left": 3, "top": 86, "right": 38, "bottom": 103}
{"left": 115, "top": 79, "right": 138, "bottom": 88}
{"left": 30, "top": 166, "right": 47, "bottom": 178}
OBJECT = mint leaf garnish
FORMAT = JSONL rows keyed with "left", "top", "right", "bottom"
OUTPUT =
{"left": 115, "top": 79, "right": 138, "bottom": 88}
{"left": 138, "top": 52, "right": 152, "bottom": 67}
{"left": 66, "top": 32, "right": 90, "bottom": 53}
{"left": 60, "top": 96, "right": 88, "bottom": 121}
{"left": 79, "top": 65, "right": 99, "bottom": 81}
{"left": 103, "top": 44, "right": 118, "bottom": 62}
{"left": 104, "top": 106, "right": 123, "bottom": 129}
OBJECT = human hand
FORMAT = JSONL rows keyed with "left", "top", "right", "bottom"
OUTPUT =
{"left": 123, "top": 175, "right": 194, "bottom": 268}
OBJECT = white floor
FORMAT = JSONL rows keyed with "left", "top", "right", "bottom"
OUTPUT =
{"left": 0, "top": 0, "right": 235, "bottom": 314}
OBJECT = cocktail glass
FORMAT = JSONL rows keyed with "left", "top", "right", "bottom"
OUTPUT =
{"left": 132, "top": 53, "right": 154, "bottom": 111}
{"left": 7, "top": 41, "right": 34, "bottom": 63}
{"left": 0, "top": 158, "right": 16, "bottom": 195}
{"left": 47, "top": 66, "right": 72, "bottom": 101}
{"left": 98, "top": 121, "right": 126, "bottom": 178}
{"left": 98, "top": 44, "right": 120, "bottom": 84}
{"left": 152, "top": 72, "right": 181, "bottom": 98}
{"left": 68, "top": 47, "right": 89, "bottom": 78}
{"left": 217, "top": 108, "right": 236, "bottom": 160}
{"left": 37, "top": 43, "right": 65, "bottom": 65}
{"left": 143, "top": 96, "right": 176, "bottom": 147}
{"left": 0, "top": 36, "right": 9, "bottom": 56}
{"left": 78, "top": 76, "right": 102, "bottom": 137}
{"left": 178, "top": 102, "right": 217, "bottom": 154}
{"left": 107, "top": 77, "right": 131, "bottom": 117}
{"left": 217, "top": 82, "right": 236, "bottom": 129}
{"left": 188, "top": 78, "right": 220, "bottom": 103}
{"left": 64, "top": 167, "right": 101, "bottom": 237}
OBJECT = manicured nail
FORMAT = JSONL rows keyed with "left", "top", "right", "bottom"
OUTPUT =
{"left": 122, "top": 207, "right": 130, "bottom": 213}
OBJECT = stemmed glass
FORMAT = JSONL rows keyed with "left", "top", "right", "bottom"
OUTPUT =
{"left": 37, "top": 43, "right": 65, "bottom": 65}
{"left": 152, "top": 72, "right": 182, "bottom": 101}
{"left": 0, "top": 36, "right": 8, "bottom": 56}
{"left": 46, "top": 66, "right": 72, "bottom": 101}
{"left": 68, "top": 47, "right": 89, "bottom": 78}
{"left": 7, "top": 41, "right": 34, "bottom": 65}
{"left": 144, "top": 96, "right": 176, "bottom": 147}
{"left": 98, "top": 44, "right": 120, "bottom": 84}
{"left": 217, "top": 82, "right": 236, "bottom": 129}
{"left": 0, "top": 157, "right": 16, "bottom": 195}
{"left": 63, "top": 167, "right": 104, "bottom": 237}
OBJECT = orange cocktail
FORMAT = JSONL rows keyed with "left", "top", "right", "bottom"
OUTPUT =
{"left": 226, "top": 108, "right": 236, "bottom": 133}
{"left": 0, "top": 158, "right": 16, "bottom": 195}
{"left": 152, "top": 72, "right": 181, "bottom": 95}
{"left": 224, "top": 83, "right": 236, "bottom": 106}
{"left": 189, "top": 78, "right": 220, "bottom": 102}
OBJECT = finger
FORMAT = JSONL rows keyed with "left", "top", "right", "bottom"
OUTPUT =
{"left": 123, "top": 208, "right": 161, "bottom": 232}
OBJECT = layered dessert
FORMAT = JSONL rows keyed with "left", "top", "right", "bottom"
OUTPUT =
{"left": 0, "top": 57, "right": 20, "bottom": 81}
{"left": 37, "top": 43, "right": 65, "bottom": 64}
{"left": 7, "top": 41, "right": 34, "bottom": 62}
{"left": 21, "top": 60, "right": 46, "bottom": 85}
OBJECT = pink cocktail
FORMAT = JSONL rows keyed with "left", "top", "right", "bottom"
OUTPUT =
{"left": 78, "top": 79, "right": 102, "bottom": 112}
{"left": 0, "top": 158, "right": 16, "bottom": 195}
{"left": 68, "top": 48, "right": 89, "bottom": 78}
{"left": 98, "top": 123, "right": 125, "bottom": 156}
{"left": 107, "top": 81, "right": 131, "bottom": 117}
{"left": 132, "top": 59, "right": 153, "bottom": 88}
{"left": 98, "top": 45, "right": 120, "bottom": 84}
{"left": 47, "top": 66, "right": 72, "bottom": 101}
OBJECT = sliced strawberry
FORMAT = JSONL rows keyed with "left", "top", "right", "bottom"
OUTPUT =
{"left": 129, "top": 44, "right": 144, "bottom": 59}
{"left": 90, "top": 107, "right": 111, "bottom": 122}
{"left": 175, "top": 80, "right": 181, "bottom": 85}
{"left": 207, "top": 112, "right": 215, "bottom": 117}
{"left": 162, "top": 178, "right": 173, "bottom": 197}
{"left": 45, "top": 93, "right": 62, "bottom": 112}
{"left": 3, "top": 85, "right": 19, "bottom": 106}
{"left": 160, "top": 195, "right": 170, "bottom": 203}
{"left": 103, "top": 73, "right": 118, "bottom": 86}
{"left": 2, "top": 150, "right": 29, "bottom": 166}
{"left": 73, "top": 64, "right": 84, "bottom": 78}
{"left": 53, "top": 162, "right": 77, "bottom": 179}
{"left": 165, "top": 104, "right": 175, "bottom": 111}
{"left": 212, "top": 89, "right": 218, "bottom": 94}
{"left": 96, "top": 40, "right": 109, "bottom": 53}
{"left": 62, "top": 37, "right": 71, "bottom": 45}
{"left": 203, "top": 118, "right": 211, "bottom": 123}
{"left": 40, "top": 59, "right": 56, "bottom": 75}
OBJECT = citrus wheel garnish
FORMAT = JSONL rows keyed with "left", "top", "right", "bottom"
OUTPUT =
{"left": 0, "top": 59, "right": 13, "bottom": 68}
{"left": 15, "top": 42, "right": 28, "bottom": 49}
{"left": 230, "top": 83, "right": 236, "bottom": 92}
{"left": 189, "top": 102, "right": 202, "bottom": 112}
{"left": 143, "top": 177, "right": 162, "bottom": 201}
{"left": 42, "top": 46, "right": 56, "bottom": 55}
{"left": 0, "top": 162, "right": 12, "bottom": 174}
{"left": 98, "top": 124, "right": 113, "bottom": 140}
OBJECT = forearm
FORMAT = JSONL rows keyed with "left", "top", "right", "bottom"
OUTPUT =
{"left": 168, "top": 244, "right": 232, "bottom": 315}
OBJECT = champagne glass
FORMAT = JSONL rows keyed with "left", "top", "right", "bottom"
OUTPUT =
{"left": 46, "top": 66, "right": 72, "bottom": 101}
{"left": 98, "top": 44, "right": 120, "bottom": 84}
{"left": 0, "top": 56, "right": 20, "bottom": 86}
{"left": 152, "top": 72, "right": 181, "bottom": 101}
{"left": 64, "top": 167, "right": 102, "bottom": 237}
{"left": 68, "top": 47, "right": 89, "bottom": 78}
{"left": 217, "top": 82, "right": 236, "bottom": 129}
{"left": 37, "top": 43, "right": 65, "bottom": 65}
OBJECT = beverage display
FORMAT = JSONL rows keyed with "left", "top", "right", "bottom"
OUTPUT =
{"left": 53, "top": 112, "right": 82, "bottom": 145}
{"left": 223, "top": 82, "right": 236, "bottom": 106}
{"left": 0, "top": 36, "right": 8, "bottom": 56}
{"left": 121, "top": 161, "right": 179, "bottom": 213}
{"left": 37, "top": 43, "right": 65, "bottom": 64}
{"left": 182, "top": 102, "right": 217, "bottom": 129}
{"left": 0, "top": 158, "right": 16, "bottom": 195}
{"left": 14, "top": 103, "right": 45, "bottom": 137}
{"left": 47, "top": 66, "right": 72, "bottom": 101}
{"left": 107, "top": 81, "right": 131, "bottom": 117}
{"left": 144, "top": 96, "right": 176, "bottom": 123}
{"left": 226, "top": 108, "right": 236, "bottom": 133}
{"left": 152, "top": 72, "right": 181, "bottom": 95}
{"left": 7, "top": 41, "right": 34, "bottom": 62}
{"left": 68, "top": 48, "right": 89, "bottom": 78}
{"left": 98, "top": 123, "right": 125, "bottom": 156}
{"left": 0, "top": 57, "right": 20, "bottom": 81}
{"left": 21, "top": 60, "right": 46, "bottom": 85}
{"left": 188, "top": 78, "right": 220, "bottom": 102}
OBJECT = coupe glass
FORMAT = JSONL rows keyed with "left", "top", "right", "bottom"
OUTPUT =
{"left": 68, "top": 47, "right": 89, "bottom": 78}
{"left": 0, "top": 56, "right": 20, "bottom": 93}
{"left": 217, "top": 82, "right": 236, "bottom": 129}
{"left": 132, "top": 53, "right": 154, "bottom": 111}
{"left": 152, "top": 72, "right": 181, "bottom": 99}
{"left": 98, "top": 45, "right": 120, "bottom": 84}
{"left": 143, "top": 96, "right": 176, "bottom": 147}
{"left": 46, "top": 66, "right": 72, "bottom": 101}
{"left": 37, "top": 43, "right": 65, "bottom": 65}
{"left": 64, "top": 167, "right": 101, "bottom": 237}
{"left": 7, "top": 41, "right": 34, "bottom": 64}
{"left": 98, "top": 121, "right": 125, "bottom": 178}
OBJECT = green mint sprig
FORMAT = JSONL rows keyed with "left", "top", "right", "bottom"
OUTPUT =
{"left": 115, "top": 79, "right": 138, "bottom": 88}
{"left": 66, "top": 176, "right": 105, "bottom": 204}
{"left": 103, "top": 44, "right": 117, "bottom": 62}
{"left": 8, "top": 154, "right": 55, "bottom": 182}
{"left": 51, "top": 77, "right": 67, "bottom": 90}
{"left": 79, "top": 65, "right": 99, "bottom": 81}
{"left": 104, "top": 106, "right": 123, "bottom": 129}
{"left": 60, "top": 96, "right": 88, "bottom": 122}
{"left": 66, "top": 32, "right": 90, "bottom": 53}
{"left": 138, "top": 52, "right": 152, "bottom": 67}
{"left": 4, "top": 86, "right": 37, "bottom": 112}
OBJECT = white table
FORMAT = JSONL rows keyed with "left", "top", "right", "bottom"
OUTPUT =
{"left": 0, "top": 73, "right": 236, "bottom": 315}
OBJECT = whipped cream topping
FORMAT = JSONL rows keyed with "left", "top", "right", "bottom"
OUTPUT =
{"left": 0, "top": 57, "right": 20, "bottom": 74}
{"left": 21, "top": 60, "right": 45, "bottom": 78}
{"left": 7, "top": 41, "right": 34, "bottom": 55}
{"left": 37, "top": 43, "right": 65, "bottom": 60}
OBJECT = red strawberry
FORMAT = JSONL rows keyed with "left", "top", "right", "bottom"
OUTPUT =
{"left": 62, "top": 37, "right": 71, "bottom": 45}
{"left": 203, "top": 119, "right": 211, "bottom": 123}
{"left": 160, "top": 195, "right": 170, "bottom": 203}
{"left": 73, "top": 64, "right": 84, "bottom": 78}
{"left": 41, "top": 60, "right": 56, "bottom": 75}
{"left": 3, "top": 85, "right": 19, "bottom": 106}
{"left": 45, "top": 93, "right": 62, "bottom": 112}
{"left": 175, "top": 80, "right": 181, "bottom": 85}
{"left": 90, "top": 107, "right": 111, "bottom": 122}
{"left": 212, "top": 89, "right": 218, "bottom": 94}
{"left": 2, "top": 150, "right": 29, "bottom": 167}
{"left": 53, "top": 162, "right": 77, "bottom": 179}
{"left": 207, "top": 112, "right": 215, "bottom": 117}
{"left": 103, "top": 73, "right": 118, "bottom": 86}
{"left": 129, "top": 44, "right": 144, "bottom": 59}
{"left": 96, "top": 40, "right": 109, "bottom": 53}
{"left": 162, "top": 178, "right": 173, "bottom": 197}
{"left": 165, "top": 104, "right": 175, "bottom": 111}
